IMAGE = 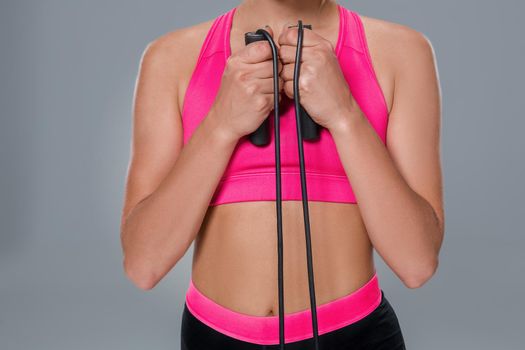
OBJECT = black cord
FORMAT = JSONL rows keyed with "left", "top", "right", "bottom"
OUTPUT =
{"left": 256, "top": 19, "right": 319, "bottom": 350}
{"left": 253, "top": 28, "right": 286, "bottom": 349}
{"left": 292, "top": 20, "right": 320, "bottom": 350}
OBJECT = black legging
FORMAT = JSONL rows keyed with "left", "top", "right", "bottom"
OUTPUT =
{"left": 181, "top": 290, "right": 406, "bottom": 350}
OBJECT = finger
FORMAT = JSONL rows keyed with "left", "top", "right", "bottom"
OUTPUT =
{"left": 263, "top": 24, "right": 283, "bottom": 52}
{"left": 248, "top": 59, "right": 281, "bottom": 79}
{"left": 258, "top": 75, "right": 284, "bottom": 94}
{"left": 279, "top": 62, "right": 295, "bottom": 82}
{"left": 245, "top": 43, "right": 283, "bottom": 79}
{"left": 241, "top": 40, "right": 273, "bottom": 63}
{"left": 283, "top": 79, "right": 294, "bottom": 99}
{"left": 262, "top": 24, "right": 274, "bottom": 39}
{"left": 277, "top": 21, "right": 297, "bottom": 47}
{"left": 278, "top": 23, "right": 323, "bottom": 49}
{"left": 279, "top": 45, "right": 319, "bottom": 65}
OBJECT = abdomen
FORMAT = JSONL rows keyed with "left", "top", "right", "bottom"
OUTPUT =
{"left": 190, "top": 200, "right": 376, "bottom": 316}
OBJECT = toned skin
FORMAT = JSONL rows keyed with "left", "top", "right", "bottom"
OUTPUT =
{"left": 120, "top": 0, "right": 444, "bottom": 316}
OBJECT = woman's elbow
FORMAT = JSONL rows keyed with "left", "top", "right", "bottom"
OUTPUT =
{"left": 123, "top": 256, "right": 163, "bottom": 291}
{"left": 401, "top": 255, "right": 439, "bottom": 289}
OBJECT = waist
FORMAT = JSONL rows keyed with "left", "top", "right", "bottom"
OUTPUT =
{"left": 184, "top": 271, "right": 382, "bottom": 345}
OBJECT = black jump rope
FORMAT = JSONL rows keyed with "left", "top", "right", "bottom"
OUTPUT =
{"left": 245, "top": 20, "right": 322, "bottom": 350}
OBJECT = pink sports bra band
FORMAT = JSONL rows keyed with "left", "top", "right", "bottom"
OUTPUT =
{"left": 185, "top": 271, "right": 382, "bottom": 345}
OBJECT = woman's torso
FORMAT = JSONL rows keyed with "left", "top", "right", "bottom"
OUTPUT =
{"left": 175, "top": 3, "right": 394, "bottom": 317}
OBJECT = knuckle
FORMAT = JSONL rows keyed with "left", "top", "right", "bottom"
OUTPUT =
{"left": 277, "top": 47, "right": 286, "bottom": 62}
{"left": 234, "top": 69, "right": 248, "bottom": 82}
{"left": 254, "top": 95, "right": 268, "bottom": 112}
{"left": 226, "top": 59, "right": 241, "bottom": 76}
{"left": 305, "top": 62, "right": 317, "bottom": 77}
{"left": 245, "top": 82, "right": 258, "bottom": 96}
{"left": 226, "top": 54, "right": 239, "bottom": 67}
{"left": 284, "top": 81, "right": 293, "bottom": 95}
{"left": 299, "top": 76, "right": 312, "bottom": 93}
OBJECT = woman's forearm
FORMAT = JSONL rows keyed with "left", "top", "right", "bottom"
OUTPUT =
{"left": 121, "top": 109, "right": 239, "bottom": 290}
{"left": 329, "top": 110, "right": 442, "bottom": 289}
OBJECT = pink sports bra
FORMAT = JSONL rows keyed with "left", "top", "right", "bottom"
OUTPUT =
{"left": 181, "top": 4, "right": 388, "bottom": 206}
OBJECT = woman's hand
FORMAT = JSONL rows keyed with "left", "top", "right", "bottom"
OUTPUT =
{"left": 277, "top": 23, "right": 360, "bottom": 132}
{"left": 210, "top": 26, "right": 283, "bottom": 142}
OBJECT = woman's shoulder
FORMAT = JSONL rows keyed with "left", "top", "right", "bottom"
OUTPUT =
{"left": 359, "top": 13, "right": 434, "bottom": 52}
{"left": 135, "top": 17, "right": 219, "bottom": 113}
{"left": 139, "top": 18, "right": 216, "bottom": 79}
{"left": 350, "top": 13, "right": 438, "bottom": 111}
{"left": 358, "top": 13, "right": 436, "bottom": 73}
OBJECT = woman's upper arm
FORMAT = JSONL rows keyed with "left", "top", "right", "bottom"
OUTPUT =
{"left": 121, "top": 34, "right": 185, "bottom": 226}
{"left": 386, "top": 26, "right": 445, "bottom": 235}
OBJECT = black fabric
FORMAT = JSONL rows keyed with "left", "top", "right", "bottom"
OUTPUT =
{"left": 181, "top": 290, "right": 406, "bottom": 350}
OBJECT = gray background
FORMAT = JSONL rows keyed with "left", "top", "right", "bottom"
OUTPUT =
{"left": 1, "top": 0, "right": 523, "bottom": 349}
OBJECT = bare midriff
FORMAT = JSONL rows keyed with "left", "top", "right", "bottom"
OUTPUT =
{"left": 190, "top": 200, "right": 375, "bottom": 317}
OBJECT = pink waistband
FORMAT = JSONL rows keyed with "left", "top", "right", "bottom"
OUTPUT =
{"left": 184, "top": 272, "right": 382, "bottom": 345}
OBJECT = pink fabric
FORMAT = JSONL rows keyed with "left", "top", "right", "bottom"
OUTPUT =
{"left": 185, "top": 272, "right": 382, "bottom": 345}
{"left": 181, "top": 4, "right": 389, "bottom": 206}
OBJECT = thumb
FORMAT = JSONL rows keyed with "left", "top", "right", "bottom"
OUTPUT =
{"left": 263, "top": 24, "right": 274, "bottom": 38}
{"left": 263, "top": 25, "right": 281, "bottom": 50}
